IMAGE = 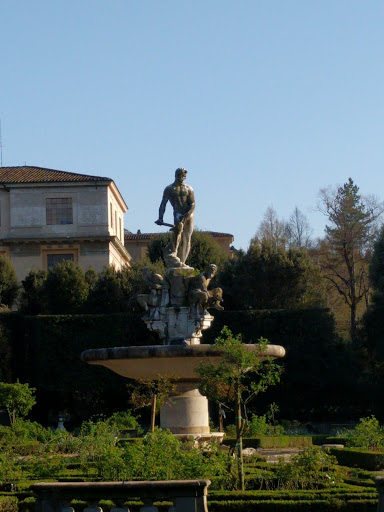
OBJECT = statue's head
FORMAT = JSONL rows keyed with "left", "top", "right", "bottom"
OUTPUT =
{"left": 175, "top": 167, "right": 187, "bottom": 182}
{"left": 206, "top": 264, "right": 217, "bottom": 277}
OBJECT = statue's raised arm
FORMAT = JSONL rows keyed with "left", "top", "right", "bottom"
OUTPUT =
{"left": 155, "top": 168, "right": 195, "bottom": 266}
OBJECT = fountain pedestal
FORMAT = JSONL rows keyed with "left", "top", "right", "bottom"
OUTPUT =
{"left": 161, "top": 386, "right": 209, "bottom": 435}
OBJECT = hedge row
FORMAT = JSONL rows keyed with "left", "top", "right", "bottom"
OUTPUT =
{"left": 210, "top": 489, "right": 377, "bottom": 500}
{"left": 208, "top": 499, "right": 377, "bottom": 511}
{"left": 330, "top": 447, "right": 384, "bottom": 471}
{"left": 17, "top": 494, "right": 378, "bottom": 512}
{"left": 0, "top": 307, "right": 347, "bottom": 423}
{"left": 224, "top": 436, "right": 313, "bottom": 448}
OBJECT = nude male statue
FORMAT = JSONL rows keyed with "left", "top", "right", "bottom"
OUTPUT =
{"left": 155, "top": 168, "right": 195, "bottom": 265}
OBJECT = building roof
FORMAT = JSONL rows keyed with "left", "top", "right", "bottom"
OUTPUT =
{"left": 0, "top": 166, "right": 111, "bottom": 184}
{"left": 125, "top": 231, "right": 234, "bottom": 241}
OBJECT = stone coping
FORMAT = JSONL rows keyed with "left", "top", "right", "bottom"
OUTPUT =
{"left": 81, "top": 344, "right": 286, "bottom": 363}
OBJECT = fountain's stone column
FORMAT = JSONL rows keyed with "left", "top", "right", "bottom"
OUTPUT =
{"left": 160, "top": 383, "right": 210, "bottom": 434}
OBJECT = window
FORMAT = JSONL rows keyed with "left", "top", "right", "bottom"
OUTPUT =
{"left": 46, "top": 253, "right": 74, "bottom": 270}
{"left": 46, "top": 198, "right": 73, "bottom": 225}
{"left": 119, "top": 218, "right": 122, "bottom": 240}
{"left": 110, "top": 203, "right": 113, "bottom": 228}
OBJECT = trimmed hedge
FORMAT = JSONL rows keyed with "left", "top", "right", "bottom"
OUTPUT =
{"left": 0, "top": 307, "right": 358, "bottom": 423}
{"left": 208, "top": 498, "right": 377, "bottom": 511}
{"left": 330, "top": 447, "right": 384, "bottom": 471}
{"left": 224, "top": 436, "right": 313, "bottom": 449}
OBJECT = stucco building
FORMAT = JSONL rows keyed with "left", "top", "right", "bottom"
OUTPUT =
{"left": 0, "top": 166, "right": 131, "bottom": 280}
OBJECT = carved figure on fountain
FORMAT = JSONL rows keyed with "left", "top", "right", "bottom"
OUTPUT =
{"left": 188, "top": 264, "right": 224, "bottom": 318}
{"left": 136, "top": 266, "right": 169, "bottom": 321}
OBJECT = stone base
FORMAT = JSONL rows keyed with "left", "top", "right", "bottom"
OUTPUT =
{"left": 173, "top": 432, "right": 225, "bottom": 445}
{"left": 160, "top": 388, "right": 210, "bottom": 434}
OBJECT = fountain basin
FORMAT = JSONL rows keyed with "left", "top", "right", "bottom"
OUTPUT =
{"left": 81, "top": 344, "right": 286, "bottom": 382}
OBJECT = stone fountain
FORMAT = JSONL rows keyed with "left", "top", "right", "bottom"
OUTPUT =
{"left": 81, "top": 168, "right": 285, "bottom": 440}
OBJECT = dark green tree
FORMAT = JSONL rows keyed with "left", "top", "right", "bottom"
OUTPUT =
{"left": 318, "top": 178, "right": 384, "bottom": 340}
{"left": 87, "top": 265, "right": 126, "bottom": 313}
{"left": 0, "top": 255, "right": 19, "bottom": 308}
{"left": 359, "top": 227, "right": 384, "bottom": 416}
{"left": 369, "top": 225, "right": 384, "bottom": 307}
{"left": 87, "top": 259, "right": 164, "bottom": 313}
{"left": 43, "top": 261, "right": 89, "bottom": 314}
{"left": 220, "top": 239, "right": 325, "bottom": 310}
{"left": 20, "top": 269, "right": 48, "bottom": 314}
{"left": 0, "top": 381, "right": 36, "bottom": 424}
{"left": 147, "top": 230, "right": 228, "bottom": 271}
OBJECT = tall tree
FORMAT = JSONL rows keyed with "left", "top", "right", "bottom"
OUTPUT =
{"left": 318, "top": 178, "right": 384, "bottom": 341}
{"left": 358, "top": 226, "right": 384, "bottom": 417}
{"left": 253, "top": 206, "right": 286, "bottom": 250}
{"left": 369, "top": 225, "right": 384, "bottom": 308}
{"left": 285, "top": 206, "right": 313, "bottom": 249}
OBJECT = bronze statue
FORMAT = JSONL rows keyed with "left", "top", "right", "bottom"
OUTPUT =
{"left": 155, "top": 168, "right": 195, "bottom": 266}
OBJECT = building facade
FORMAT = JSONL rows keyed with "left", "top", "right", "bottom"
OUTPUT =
{"left": 0, "top": 166, "right": 131, "bottom": 280}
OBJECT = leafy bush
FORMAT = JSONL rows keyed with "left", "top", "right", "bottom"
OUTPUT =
{"left": 272, "top": 446, "right": 342, "bottom": 490}
{"left": 106, "top": 410, "right": 140, "bottom": 431}
{"left": 345, "top": 416, "right": 384, "bottom": 451}
{"left": 0, "top": 382, "right": 36, "bottom": 424}
{"left": 124, "top": 428, "right": 233, "bottom": 482}
{"left": 0, "top": 496, "right": 18, "bottom": 512}
{"left": 247, "top": 415, "right": 284, "bottom": 436}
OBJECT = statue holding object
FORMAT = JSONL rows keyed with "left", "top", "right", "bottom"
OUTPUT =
{"left": 137, "top": 167, "right": 223, "bottom": 345}
{"left": 155, "top": 167, "right": 195, "bottom": 266}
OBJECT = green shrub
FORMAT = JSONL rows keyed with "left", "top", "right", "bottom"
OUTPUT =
{"left": 271, "top": 446, "right": 342, "bottom": 490}
{"left": 106, "top": 410, "right": 140, "bottom": 431}
{"left": 247, "top": 415, "right": 284, "bottom": 436}
{"left": 0, "top": 496, "right": 18, "bottom": 512}
{"left": 123, "top": 428, "right": 233, "bottom": 483}
{"left": 344, "top": 416, "right": 384, "bottom": 451}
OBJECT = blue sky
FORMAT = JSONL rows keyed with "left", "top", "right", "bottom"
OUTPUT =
{"left": 1, "top": 1, "right": 383, "bottom": 249}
